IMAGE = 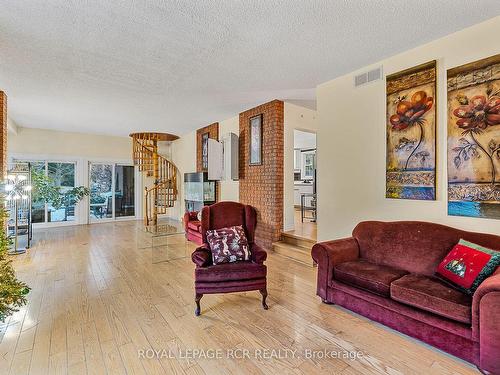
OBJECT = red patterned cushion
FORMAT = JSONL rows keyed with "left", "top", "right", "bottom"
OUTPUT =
{"left": 436, "top": 239, "right": 500, "bottom": 295}
{"left": 206, "top": 225, "right": 250, "bottom": 265}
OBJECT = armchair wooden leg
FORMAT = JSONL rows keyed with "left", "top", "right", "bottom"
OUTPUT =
{"left": 195, "top": 293, "right": 203, "bottom": 316}
{"left": 259, "top": 288, "right": 269, "bottom": 310}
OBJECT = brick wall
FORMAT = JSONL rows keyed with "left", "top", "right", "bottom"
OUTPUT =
{"left": 239, "top": 100, "right": 284, "bottom": 250}
{"left": 0, "top": 92, "right": 6, "bottom": 178}
{"left": 196, "top": 123, "right": 219, "bottom": 172}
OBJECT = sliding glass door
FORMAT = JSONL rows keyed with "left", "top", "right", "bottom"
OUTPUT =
{"left": 89, "top": 163, "right": 135, "bottom": 222}
{"left": 89, "top": 163, "right": 113, "bottom": 220}
{"left": 15, "top": 160, "right": 77, "bottom": 224}
{"left": 115, "top": 165, "right": 135, "bottom": 217}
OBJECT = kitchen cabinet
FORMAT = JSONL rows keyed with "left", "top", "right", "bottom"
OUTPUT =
{"left": 293, "top": 149, "right": 301, "bottom": 171}
{"left": 294, "top": 183, "right": 314, "bottom": 206}
{"left": 293, "top": 187, "right": 300, "bottom": 205}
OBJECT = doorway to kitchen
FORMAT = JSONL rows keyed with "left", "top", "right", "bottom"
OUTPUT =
{"left": 288, "top": 129, "right": 317, "bottom": 240}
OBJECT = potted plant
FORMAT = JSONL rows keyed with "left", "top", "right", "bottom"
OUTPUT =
{"left": 31, "top": 169, "right": 90, "bottom": 220}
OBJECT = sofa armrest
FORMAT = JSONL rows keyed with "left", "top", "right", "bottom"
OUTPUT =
{"left": 472, "top": 268, "right": 500, "bottom": 373}
{"left": 183, "top": 212, "right": 191, "bottom": 231}
{"left": 251, "top": 243, "right": 267, "bottom": 264}
{"left": 311, "top": 238, "right": 360, "bottom": 300}
{"left": 191, "top": 244, "right": 212, "bottom": 267}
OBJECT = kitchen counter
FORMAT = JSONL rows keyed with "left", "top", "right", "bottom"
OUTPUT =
{"left": 294, "top": 182, "right": 314, "bottom": 206}
{"left": 294, "top": 181, "right": 313, "bottom": 186}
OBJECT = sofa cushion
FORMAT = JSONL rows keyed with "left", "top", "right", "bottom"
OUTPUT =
{"left": 436, "top": 239, "right": 500, "bottom": 295}
{"left": 391, "top": 274, "right": 472, "bottom": 324}
{"left": 195, "top": 261, "right": 266, "bottom": 283}
{"left": 334, "top": 260, "right": 408, "bottom": 297}
{"left": 188, "top": 220, "right": 201, "bottom": 232}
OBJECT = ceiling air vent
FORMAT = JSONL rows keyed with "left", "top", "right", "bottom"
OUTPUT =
{"left": 354, "top": 66, "right": 383, "bottom": 87}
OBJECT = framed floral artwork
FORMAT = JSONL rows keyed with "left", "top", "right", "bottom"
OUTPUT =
{"left": 249, "top": 114, "right": 263, "bottom": 165}
{"left": 447, "top": 54, "right": 500, "bottom": 219}
{"left": 386, "top": 61, "right": 436, "bottom": 200}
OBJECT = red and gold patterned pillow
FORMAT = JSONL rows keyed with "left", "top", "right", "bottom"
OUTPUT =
{"left": 437, "top": 239, "right": 500, "bottom": 295}
{"left": 206, "top": 225, "right": 250, "bottom": 265}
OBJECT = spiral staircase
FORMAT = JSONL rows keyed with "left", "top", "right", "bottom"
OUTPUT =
{"left": 130, "top": 132, "right": 179, "bottom": 227}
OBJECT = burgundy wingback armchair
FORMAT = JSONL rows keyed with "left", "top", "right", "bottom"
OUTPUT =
{"left": 191, "top": 201, "right": 268, "bottom": 316}
{"left": 184, "top": 211, "right": 203, "bottom": 245}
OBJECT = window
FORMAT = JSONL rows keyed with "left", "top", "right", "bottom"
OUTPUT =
{"left": 301, "top": 150, "right": 316, "bottom": 179}
{"left": 47, "top": 162, "right": 76, "bottom": 222}
{"left": 17, "top": 160, "right": 77, "bottom": 223}
{"left": 304, "top": 153, "right": 315, "bottom": 177}
{"left": 30, "top": 162, "right": 46, "bottom": 224}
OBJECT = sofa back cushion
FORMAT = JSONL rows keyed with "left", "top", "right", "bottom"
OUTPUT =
{"left": 352, "top": 221, "right": 500, "bottom": 276}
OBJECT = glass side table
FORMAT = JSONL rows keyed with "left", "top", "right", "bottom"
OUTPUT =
{"left": 137, "top": 220, "right": 190, "bottom": 264}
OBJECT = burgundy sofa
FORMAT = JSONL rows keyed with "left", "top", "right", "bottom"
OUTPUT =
{"left": 191, "top": 201, "right": 268, "bottom": 316}
{"left": 311, "top": 221, "right": 500, "bottom": 374}
{"left": 184, "top": 211, "right": 203, "bottom": 245}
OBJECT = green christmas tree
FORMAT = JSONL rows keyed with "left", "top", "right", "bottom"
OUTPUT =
{"left": 0, "top": 196, "right": 30, "bottom": 322}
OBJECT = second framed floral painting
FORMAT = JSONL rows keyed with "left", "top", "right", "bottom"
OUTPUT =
{"left": 447, "top": 54, "right": 500, "bottom": 219}
{"left": 386, "top": 61, "right": 436, "bottom": 200}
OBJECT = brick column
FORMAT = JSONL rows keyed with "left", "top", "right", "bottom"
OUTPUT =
{"left": 0, "top": 92, "right": 7, "bottom": 178}
{"left": 239, "top": 100, "right": 284, "bottom": 250}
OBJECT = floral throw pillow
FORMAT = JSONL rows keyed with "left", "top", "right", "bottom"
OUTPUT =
{"left": 206, "top": 225, "right": 250, "bottom": 265}
{"left": 436, "top": 239, "right": 500, "bottom": 295}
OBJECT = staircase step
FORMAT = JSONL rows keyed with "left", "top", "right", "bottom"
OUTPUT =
{"left": 272, "top": 241, "right": 315, "bottom": 266}
{"left": 281, "top": 232, "right": 316, "bottom": 248}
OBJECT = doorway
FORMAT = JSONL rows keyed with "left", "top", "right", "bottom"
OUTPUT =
{"left": 89, "top": 163, "right": 136, "bottom": 222}
{"left": 288, "top": 129, "right": 317, "bottom": 240}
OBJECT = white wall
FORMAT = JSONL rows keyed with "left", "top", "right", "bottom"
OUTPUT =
{"left": 9, "top": 127, "right": 131, "bottom": 159}
{"left": 294, "top": 129, "right": 316, "bottom": 149}
{"left": 169, "top": 103, "right": 318, "bottom": 229}
{"left": 170, "top": 130, "right": 196, "bottom": 220}
{"left": 169, "top": 102, "right": 318, "bottom": 231}
{"left": 218, "top": 116, "right": 240, "bottom": 202}
{"left": 169, "top": 103, "right": 318, "bottom": 233}
{"left": 284, "top": 102, "right": 317, "bottom": 231}
{"left": 316, "top": 16, "right": 500, "bottom": 241}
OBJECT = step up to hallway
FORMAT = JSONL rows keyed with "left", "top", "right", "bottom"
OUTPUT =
{"left": 272, "top": 232, "right": 316, "bottom": 267}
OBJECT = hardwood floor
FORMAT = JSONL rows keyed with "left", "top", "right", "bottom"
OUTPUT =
{"left": 283, "top": 209, "right": 317, "bottom": 241}
{"left": 2, "top": 221, "right": 478, "bottom": 375}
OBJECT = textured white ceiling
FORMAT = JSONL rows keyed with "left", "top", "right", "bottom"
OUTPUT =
{"left": 1, "top": 1, "right": 499, "bottom": 137}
